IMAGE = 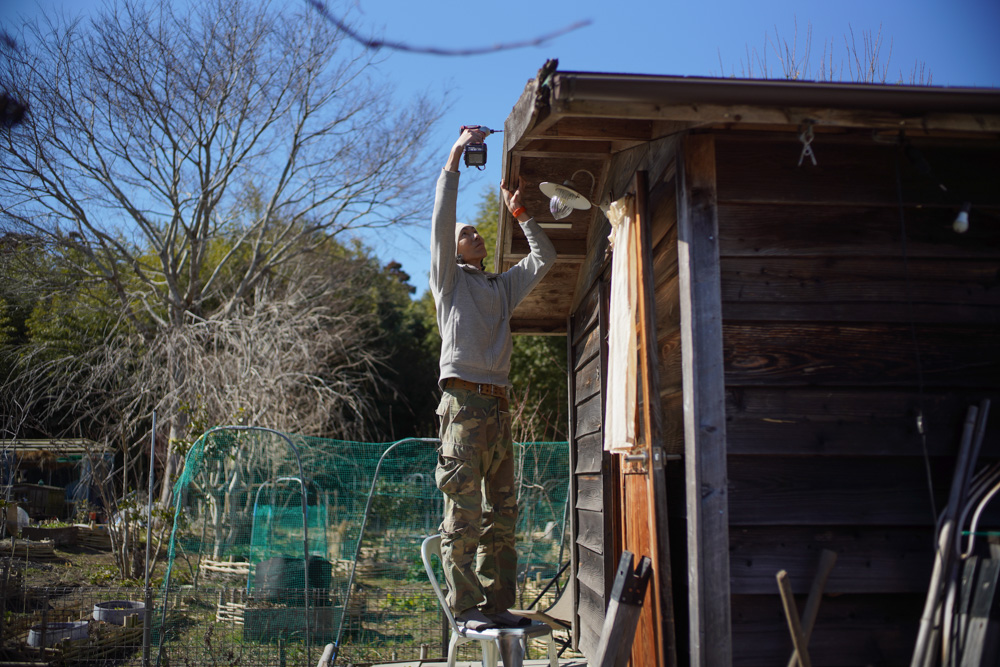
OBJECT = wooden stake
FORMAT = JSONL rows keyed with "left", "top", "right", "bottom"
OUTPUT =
{"left": 787, "top": 549, "right": 837, "bottom": 667}
{"left": 777, "top": 570, "right": 811, "bottom": 667}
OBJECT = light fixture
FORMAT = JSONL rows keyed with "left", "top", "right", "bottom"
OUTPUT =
{"left": 539, "top": 170, "right": 595, "bottom": 221}
{"left": 953, "top": 202, "right": 971, "bottom": 234}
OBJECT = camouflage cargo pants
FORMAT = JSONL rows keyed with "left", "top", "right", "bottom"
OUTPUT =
{"left": 435, "top": 387, "right": 517, "bottom": 615}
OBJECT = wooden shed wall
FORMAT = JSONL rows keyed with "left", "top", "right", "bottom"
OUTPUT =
{"left": 566, "top": 135, "right": 682, "bottom": 663}
{"left": 712, "top": 131, "right": 1000, "bottom": 665}
{"left": 568, "top": 276, "right": 617, "bottom": 659}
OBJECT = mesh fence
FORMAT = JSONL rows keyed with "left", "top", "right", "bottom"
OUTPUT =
{"left": 150, "top": 427, "right": 572, "bottom": 666}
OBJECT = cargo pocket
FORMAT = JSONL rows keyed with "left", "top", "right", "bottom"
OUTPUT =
{"left": 435, "top": 393, "right": 451, "bottom": 439}
{"left": 435, "top": 440, "right": 480, "bottom": 496}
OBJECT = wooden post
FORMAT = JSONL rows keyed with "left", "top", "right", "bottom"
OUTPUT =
{"left": 678, "top": 133, "right": 731, "bottom": 666}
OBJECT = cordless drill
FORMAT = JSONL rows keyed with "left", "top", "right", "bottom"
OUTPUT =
{"left": 460, "top": 125, "right": 501, "bottom": 169}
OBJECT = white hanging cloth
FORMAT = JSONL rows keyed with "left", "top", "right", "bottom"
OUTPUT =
{"left": 603, "top": 194, "right": 638, "bottom": 454}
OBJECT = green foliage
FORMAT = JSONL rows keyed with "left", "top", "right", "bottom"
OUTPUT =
{"left": 470, "top": 187, "right": 501, "bottom": 273}
{"left": 510, "top": 336, "right": 568, "bottom": 441}
{"left": 362, "top": 256, "right": 441, "bottom": 440}
{"left": 384, "top": 591, "right": 438, "bottom": 612}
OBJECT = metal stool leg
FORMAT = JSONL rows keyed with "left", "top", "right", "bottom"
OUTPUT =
{"left": 496, "top": 632, "right": 526, "bottom": 667}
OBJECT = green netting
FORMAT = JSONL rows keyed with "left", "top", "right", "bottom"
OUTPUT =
{"left": 157, "top": 427, "right": 570, "bottom": 666}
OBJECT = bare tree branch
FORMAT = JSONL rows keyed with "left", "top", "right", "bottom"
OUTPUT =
{"left": 304, "top": 0, "right": 591, "bottom": 56}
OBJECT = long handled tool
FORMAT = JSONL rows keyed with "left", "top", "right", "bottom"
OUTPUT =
{"left": 786, "top": 549, "right": 838, "bottom": 667}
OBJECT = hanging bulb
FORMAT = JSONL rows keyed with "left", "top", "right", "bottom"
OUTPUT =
{"left": 549, "top": 190, "right": 575, "bottom": 220}
{"left": 953, "top": 202, "right": 971, "bottom": 234}
{"left": 540, "top": 177, "right": 593, "bottom": 221}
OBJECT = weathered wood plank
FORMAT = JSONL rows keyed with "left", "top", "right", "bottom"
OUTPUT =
{"left": 659, "top": 390, "right": 684, "bottom": 457}
{"left": 719, "top": 257, "right": 1000, "bottom": 324}
{"left": 576, "top": 475, "right": 604, "bottom": 512}
{"left": 549, "top": 96, "right": 1000, "bottom": 135}
{"left": 571, "top": 282, "right": 601, "bottom": 342}
{"left": 575, "top": 392, "right": 602, "bottom": 438}
{"left": 511, "top": 262, "right": 580, "bottom": 331}
{"left": 727, "top": 455, "right": 944, "bottom": 526}
{"left": 573, "top": 321, "right": 602, "bottom": 372}
{"left": 717, "top": 203, "right": 1000, "bottom": 259}
{"left": 730, "top": 592, "right": 922, "bottom": 666}
{"left": 653, "top": 250, "right": 680, "bottom": 308}
{"left": 622, "top": 472, "right": 662, "bottom": 667}
{"left": 574, "top": 353, "right": 602, "bottom": 402}
{"left": 715, "top": 138, "right": 1000, "bottom": 207}
{"left": 509, "top": 237, "right": 588, "bottom": 259}
{"left": 576, "top": 508, "right": 607, "bottom": 555}
{"left": 576, "top": 543, "right": 606, "bottom": 598}
{"left": 648, "top": 176, "right": 678, "bottom": 247}
{"left": 725, "top": 387, "right": 1000, "bottom": 457}
{"left": 567, "top": 309, "right": 583, "bottom": 653}
{"left": 633, "top": 169, "right": 677, "bottom": 667}
{"left": 542, "top": 117, "right": 655, "bottom": 142}
{"left": 577, "top": 578, "right": 607, "bottom": 660}
{"left": 678, "top": 132, "right": 732, "bottom": 665}
{"left": 520, "top": 138, "right": 614, "bottom": 156}
{"left": 729, "top": 526, "right": 934, "bottom": 595}
{"left": 656, "top": 330, "right": 683, "bottom": 395}
{"left": 722, "top": 300, "right": 1000, "bottom": 325}
{"left": 575, "top": 431, "right": 604, "bottom": 475}
{"left": 721, "top": 257, "right": 1000, "bottom": 306}
{"left": 723, "top": 323, "right": 1000, "bottom": 387}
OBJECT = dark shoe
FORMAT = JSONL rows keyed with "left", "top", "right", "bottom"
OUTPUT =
{"left": 486, "top": 610, "right": 532, "bottom": 627}
{"left": 455, "top": 608, "right": 499, "bottom": 631}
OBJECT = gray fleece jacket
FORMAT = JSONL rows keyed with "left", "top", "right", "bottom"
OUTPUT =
{"left": 430, "top": 169, "right": 556, "bottom": 388}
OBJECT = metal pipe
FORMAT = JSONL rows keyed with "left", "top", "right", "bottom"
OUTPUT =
{"left": 910, "top": 405, "right": 979, "bottom": 667}
{"left": 331, "top": 437, "right": 439, "bottom": 665}
{"left": 156, "top": 425, "right": 312, "bottom": 667}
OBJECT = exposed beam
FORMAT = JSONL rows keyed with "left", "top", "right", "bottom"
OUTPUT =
{"left": 551, "top": 98, "right": 1000, "bottom": 134}
{"left": 538, "top": 117, "right": 656, "bottom": 142}
{"left": 520, "top": 150, "right": 612, "bottom": 160}
{"left": 510, "top": 318, "right": 567, "bottom": 334}
{"left": 508, "top": 237, "right": 588, "bottom": 260}
{"left": 520, "top": 138, "right": 614, "bottom": 157}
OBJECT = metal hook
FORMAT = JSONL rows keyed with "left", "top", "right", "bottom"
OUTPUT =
{"left": 798, "top": 122, "right": 817, "bottom": 167}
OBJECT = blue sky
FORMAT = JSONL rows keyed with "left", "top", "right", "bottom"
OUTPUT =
{"left": 5, "top": 0, "right": 1000, "bottom": 295}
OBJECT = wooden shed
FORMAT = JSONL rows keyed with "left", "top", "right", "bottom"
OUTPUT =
{"left": 496, "top": 64, "right": 1000, "bottom": 665}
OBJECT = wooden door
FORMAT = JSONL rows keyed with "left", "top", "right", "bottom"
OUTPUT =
{"left": 616, "top": 171, "right": 676, "bottom": 666}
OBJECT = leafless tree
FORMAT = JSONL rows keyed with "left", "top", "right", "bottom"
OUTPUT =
{"left": 0, "top": 0, "right": 439, "bottom": 503}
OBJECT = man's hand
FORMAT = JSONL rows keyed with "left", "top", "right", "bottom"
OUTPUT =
{"left": 501, "top": 177, "right": 530, "bottom": 222}
{"left": 445, "top": 128, "right": 486, "bottom": 172}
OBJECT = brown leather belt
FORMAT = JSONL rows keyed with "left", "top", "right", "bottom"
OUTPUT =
{"left": 443, "top": 377, "right": 508, "bottom": 399}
